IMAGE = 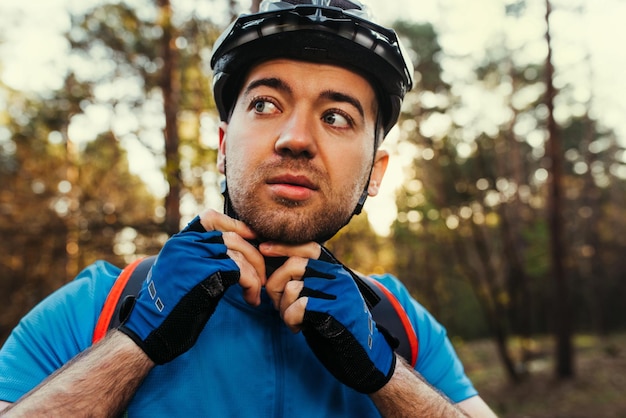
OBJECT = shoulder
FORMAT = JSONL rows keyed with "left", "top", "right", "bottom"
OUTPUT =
{"left": 369, "top": 273, "right": 478, "bottom": 403}
{"left": 0, "top": 260, "right": 121, "bottom": 402}
{"left": 12, "top": 259, "right": 120, "bottom": 336}
{"left": 29, "top": 260, "right": 122, "bottom": 338}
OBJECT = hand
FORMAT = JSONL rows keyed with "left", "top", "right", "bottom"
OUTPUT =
{"left": 262, "top": 244, "right": 396, "bottom": 393}
{"left": 119, "top": 210, "right": 266, "bottom": 364}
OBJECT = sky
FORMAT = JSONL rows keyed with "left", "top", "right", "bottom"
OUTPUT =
{"left": 1, "top": 0, "right": 625, "bottom": 235}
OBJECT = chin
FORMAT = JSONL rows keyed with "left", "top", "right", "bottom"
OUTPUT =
{"left": 233, "top": 195, "right": 353, "bottom": 243}
{"left": 254, "top": 211, "right": 347, "bottom": 244}
{"left": 251, "top": 216, "right": 316, "bottom": 244}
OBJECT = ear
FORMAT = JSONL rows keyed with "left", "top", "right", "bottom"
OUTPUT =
{"left": 217, "top": 121, "right": 228, "bottom": 174}
{"left": 367, "top": 149, "right": 389, "bottom": 197}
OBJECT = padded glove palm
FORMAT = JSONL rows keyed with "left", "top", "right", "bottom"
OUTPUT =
{"left": 119, "top": 217, "right": 239, "bottom": 364}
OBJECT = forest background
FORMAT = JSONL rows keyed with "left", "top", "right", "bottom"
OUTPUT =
{"left": 1, "top": 0, "right": 625, "bottom": 416}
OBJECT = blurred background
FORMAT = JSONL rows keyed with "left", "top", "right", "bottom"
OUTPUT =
{"left": 1, "top": 0, "right": 625, "bottom": 416}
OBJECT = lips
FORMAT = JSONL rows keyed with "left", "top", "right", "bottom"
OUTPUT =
{"left": 266, "top": 173, "right": 319, "bottom": 201}
{"left": 267, "top": 174, "right": 318, "bottom": 190}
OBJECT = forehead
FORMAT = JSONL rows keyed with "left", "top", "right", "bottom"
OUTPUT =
{"left": 240, "top": 59, "right": 378, "bottom": 113}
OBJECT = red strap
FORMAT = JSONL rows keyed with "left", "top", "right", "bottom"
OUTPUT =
{"left": 92, "top": 257, "right": 145, "bottom": 344}
{"left": 368, "top": 279, "right": 419, "bottom": 367}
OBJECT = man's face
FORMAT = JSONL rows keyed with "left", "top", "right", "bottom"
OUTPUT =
{"left": 218, "top": 59, "right": 387, "bottom": 243}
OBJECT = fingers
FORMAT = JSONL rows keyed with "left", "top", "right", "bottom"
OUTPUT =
{"left": 259, "top": 242, "right": 322, "bottom": 309}
{"left": 264, "top": 257, "right": 308, "bottom": 310}
{"left": 259, "top": 241, "right": 321, "bottom": 260}
{"left": 261, "top": 241, "right": 320, "bottom": 309}
{"left": 199, "top": 209, "right": 265, "bottom": 306}
{"left": 199, "top": 209, "right": 257, "bottom": 239}
{"left": 261, "top": 242, "right": 323, "bottom": 331}
{"left": 223, "top": 235, "right": 266, "bottom": 306}
{"left": 282, "top": 294, "right": 307, "bottom": 333}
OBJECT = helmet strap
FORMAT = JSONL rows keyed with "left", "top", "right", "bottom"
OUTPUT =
{"left": 221, "top": 178, "right": 239, "bottom": 220}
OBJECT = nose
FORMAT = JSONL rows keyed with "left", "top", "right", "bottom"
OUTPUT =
{"left": 274, "top": 109, "right": 317, "bottom": 159}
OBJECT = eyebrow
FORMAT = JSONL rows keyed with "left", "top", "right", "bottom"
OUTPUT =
{"left": 244, "top": 77, "right": 292, "bottom": 97}
{"left": 320, "top": 90, "right": 365, "bottom": 120}
{"left": 243, "top": 77, "right": 366, "bottom": 120}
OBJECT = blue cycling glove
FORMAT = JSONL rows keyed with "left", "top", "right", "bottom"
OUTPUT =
{"left": 118, "top": 217, "right": 239, "bottom": 364}
{"left": 300, "top": 250, "right": 396, "bottom": 393}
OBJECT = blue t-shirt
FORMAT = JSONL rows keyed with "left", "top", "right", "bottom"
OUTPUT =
{"left": 0, "top": 260, "right": 477, "bottom": 416}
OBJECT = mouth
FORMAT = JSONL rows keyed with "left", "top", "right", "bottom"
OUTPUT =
{"left": 267, "top": 174, "right": 318, "bottom": 189}
{"left": 266, "top": 174, "right": 319, "bottom": 201}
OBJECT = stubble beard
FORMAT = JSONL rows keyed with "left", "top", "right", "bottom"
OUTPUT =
{"left": 226, "top": 159, "right": 369, "bottom": 244}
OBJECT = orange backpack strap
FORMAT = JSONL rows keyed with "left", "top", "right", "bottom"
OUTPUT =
{"left": 92, "top": 257, "right": 149, "bottom": 344}
{"left": 362, "top": 276, "right": 419, "bottom": 367}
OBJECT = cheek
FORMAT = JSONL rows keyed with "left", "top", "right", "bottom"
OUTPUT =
{"left": 328, "top": 150, "right": 372, "bottom": 189}
{"left": 223, "top": 126, "right": 256, "bottom": 163}
{"left": 342, "top": 145, "right": 371, "bottom": 172}
{"left": 225, "top": 118, "right": 276, "bottom": 158}
{"left": 224, "top": 137, "right": 268, "bottom": 179}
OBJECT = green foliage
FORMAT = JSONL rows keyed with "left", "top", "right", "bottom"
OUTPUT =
{"left": 0, "top": 0, "right": 225, "bottom": 342}
{"left": 68, "top": 1, "right": 222, "bottom": 215}
{"left": 327, "top": 212, "right": 395, "bottom": 276}
{"left": 393, "top": 20, "right": 447, "bottom": 92}
{"left": 522, "top": 219, "right": 549, "bottom": 279}
{"left": 389, "top": 13, "right": 626, "bottom": 381}
{"left": 0, "top": 83, "right": 159, "bottom": 342}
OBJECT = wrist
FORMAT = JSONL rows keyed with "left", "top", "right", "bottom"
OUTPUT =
{"left": 371, "top": 356, "right": 467, "bottom": 417}
{"left": 110, "top": 329, "right": 156, "bottom": 368}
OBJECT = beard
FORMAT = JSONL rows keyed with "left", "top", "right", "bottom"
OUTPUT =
{"left": 225, "top": 158, "right": 370, "bottom": 244}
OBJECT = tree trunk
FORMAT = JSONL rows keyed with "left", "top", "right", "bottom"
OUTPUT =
{"left": 158, "top": 0, "right": 182, "bottom": 236}
{"left": 545, "top": 0, "right": 574, "bottom": 379}
{"left": 63, "top": 76, "right": 81, "bottom": 280}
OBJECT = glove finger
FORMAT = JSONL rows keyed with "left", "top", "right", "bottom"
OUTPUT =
{"left": 318, "top": 246, "right": 339, "bottom": 263}
{"left": 180, "top": 216, "right": 207, "bottom": 233}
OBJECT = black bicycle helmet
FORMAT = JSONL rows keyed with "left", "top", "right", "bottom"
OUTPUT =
{"left": 210, "top": 0, "right": 414, "bottom": 138}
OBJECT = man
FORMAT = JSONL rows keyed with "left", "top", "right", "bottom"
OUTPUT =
{"left": 0, "top": 1, "right": 497, "bottom": 416}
